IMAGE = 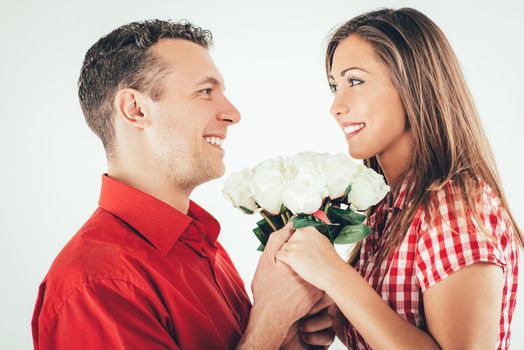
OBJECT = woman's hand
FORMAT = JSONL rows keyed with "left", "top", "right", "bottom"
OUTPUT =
{"left": 275, "top": 226, "right": 346, "bottom": 291}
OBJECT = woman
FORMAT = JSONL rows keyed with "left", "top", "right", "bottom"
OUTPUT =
{"left": 275, "top": 8, "right": 522, "bottom": 350}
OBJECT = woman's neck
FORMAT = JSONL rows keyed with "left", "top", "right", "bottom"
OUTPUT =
{"left": 376, "top": 131, "right": 413, "bottom": 193}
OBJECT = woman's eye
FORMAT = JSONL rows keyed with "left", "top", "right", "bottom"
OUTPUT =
{"left": 329, "top": 84, "right": 338, "bottom": 93}
{"left": 201, "top": 88, "right": 212, "bottom": 95}
{"left": 349, "top": 78, "right": 363, "bottom": 87}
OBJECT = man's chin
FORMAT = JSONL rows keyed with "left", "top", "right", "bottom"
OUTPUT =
{"left": 201, "top": 163, "right": 225, "bottom": 182}
{"left": 213, "top": 164, "right": 226, "bottom": 179}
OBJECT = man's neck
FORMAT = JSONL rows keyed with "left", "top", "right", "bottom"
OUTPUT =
{"left": 107, "top": 166, "right": 192, "bottom": 214}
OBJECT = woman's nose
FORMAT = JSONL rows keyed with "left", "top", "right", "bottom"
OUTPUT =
{"left": 330, "top": 93, "right": 350, "bottom": 119}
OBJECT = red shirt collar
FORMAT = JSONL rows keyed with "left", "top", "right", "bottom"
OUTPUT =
{"left": 98, "top": 174, "right": 220, "bottom": 255}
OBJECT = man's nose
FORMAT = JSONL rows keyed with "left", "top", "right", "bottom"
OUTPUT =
{"left": 218, "top": 96, "right": 241, "bottom": 124}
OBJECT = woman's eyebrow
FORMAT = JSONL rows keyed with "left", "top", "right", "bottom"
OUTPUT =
{"left": 329, "top": 66, "right": 369, "bottom": 80}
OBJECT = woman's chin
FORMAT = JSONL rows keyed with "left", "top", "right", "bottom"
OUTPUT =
{"left": 348, "top": 146, "right": 369, "bottom": 160}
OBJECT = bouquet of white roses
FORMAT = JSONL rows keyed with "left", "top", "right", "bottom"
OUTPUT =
{"left": 222, "top": 152, "right": 390, "bottom": 251}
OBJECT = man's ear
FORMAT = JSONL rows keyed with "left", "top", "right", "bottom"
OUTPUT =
{"left": 114, "top": 88, "right": 153, "bottom": 129}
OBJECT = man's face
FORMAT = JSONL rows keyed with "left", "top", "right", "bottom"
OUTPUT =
{"left": 147, "top": 39, "right": 240, "bottom": 190}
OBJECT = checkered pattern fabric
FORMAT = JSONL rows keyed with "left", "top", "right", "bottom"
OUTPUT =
{"left": 345, "top": 180, "right": 519, "bottom": 349}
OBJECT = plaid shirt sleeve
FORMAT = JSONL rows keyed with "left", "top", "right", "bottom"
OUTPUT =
{"left": 414, "top": 182, "right": 509, "bottom": 292}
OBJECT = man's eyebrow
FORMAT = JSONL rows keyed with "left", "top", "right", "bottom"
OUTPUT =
{"left": 328, "top": 66, "right": 369, "bottom": 80}
{"left": 194, "top": 76, "right": 225, "bottom": 89}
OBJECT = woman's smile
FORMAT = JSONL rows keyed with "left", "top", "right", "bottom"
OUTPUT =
{"left": 343, "top": 122, "right": 366, "bottom": 140}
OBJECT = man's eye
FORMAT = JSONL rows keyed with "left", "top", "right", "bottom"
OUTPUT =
{"left": 200, "top": 88, "right": 212, "bottom": 95}
{"left": 348, "top": 78, "right": 364, "bottom": 87}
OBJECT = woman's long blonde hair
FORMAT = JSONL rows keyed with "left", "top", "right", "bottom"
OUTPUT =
{"left": 325, "top": 8, "right": 524, "bottom": 265}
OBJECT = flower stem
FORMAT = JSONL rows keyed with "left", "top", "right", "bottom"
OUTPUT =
{"left": 260, "top": 211, "right": 278, "bottom": 232}
{"left": 323, "top": 200, "right": 330, "bottom": 214}
{"left": 280, "top": 214, "right": 287, "bottom": 225}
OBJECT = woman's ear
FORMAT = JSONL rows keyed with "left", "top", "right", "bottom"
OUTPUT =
{"left": 114, "top": 88, "right": 153, "bottom": 129}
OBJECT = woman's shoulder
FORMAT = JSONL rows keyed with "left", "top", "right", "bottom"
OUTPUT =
{"left": 413, "top": 179, "right": 516, "bottom": 292}
{"left": 419, "top": 179, "right": 513, "bottom": 246}
{"left": 424, "top": 179, "right": 503, "bottom": 218}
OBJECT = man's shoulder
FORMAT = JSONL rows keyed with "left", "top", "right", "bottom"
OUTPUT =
{"left": 33, "top": 208, "right": 174, "bottom": 335}
{"left": 42, "top": 208, "right": 156, "bottom": 300}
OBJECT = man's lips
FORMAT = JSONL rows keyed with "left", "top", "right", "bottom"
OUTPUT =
{"left": 203, "top": 134, "right": 225, "bottom": 148}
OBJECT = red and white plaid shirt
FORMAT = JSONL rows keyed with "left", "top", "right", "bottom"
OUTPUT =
{"left": 345, "top": 179, "right": 519, "bottom": 349}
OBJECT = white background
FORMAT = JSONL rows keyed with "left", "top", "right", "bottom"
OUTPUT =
{"left": 1, "top": 0, "right": 523, "bottom": 349}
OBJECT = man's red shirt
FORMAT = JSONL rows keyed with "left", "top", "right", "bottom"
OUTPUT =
{"left": 32, "top": 175, "right": 252, "bottom": 349}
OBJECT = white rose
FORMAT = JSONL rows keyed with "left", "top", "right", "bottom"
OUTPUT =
{"left": 222, "top": 168, "right": 258, "bottom": 213}
{"left": 323, "top": 153, "right": 359, "bottom": 199}
{"left": 283, "top": 151, "right": 329, "bottom": 180}
{"left": 253, "top": 156, "right": 285, "bottom": 174}
{"left": 283, "top": 169, "right": 328, "bottom": 215}
{"left": 249, "top": 157, "right": 287, "bottom": 214}
{"left": 347, "top": 165, "right": 390, "bottom": 210}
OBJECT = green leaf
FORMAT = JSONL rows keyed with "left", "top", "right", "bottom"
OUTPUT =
{"left": 273, "top": 214, "right": 285, "bottom": 228}
{"left": 345, "top": 210, "right": 366, "bottom": 224}
{"left": 292, "top": 216, "right": 339, "bottom": 237}
{"left": 292, "top": 216, "right": 324, "bottom": 229}
{"left": 326, "top": 225, "right": 342, "bottom": 243}
{"left": 257, "top": 243, "right": 265, "bottom": 252}
{"left": 253, "top": 227, "right": 268, "bottom": 246}
{"left": 328, "top": 206, "right": 366, "bottom": 225}
{"left": 333, "top": 223, "right": 372, "bottom": 244}
{"left": 239, "top": 206, "right": 254, "bottom": 214}
{"left": 256, "top": 219, "right": 274, "bottom": 235}
{"left": 292, "top": 217, "right": 326, "bottom": 232}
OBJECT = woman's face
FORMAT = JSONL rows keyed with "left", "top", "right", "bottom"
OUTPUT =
{"left": 329, "top": 34, "right": 410, "bottom": 161}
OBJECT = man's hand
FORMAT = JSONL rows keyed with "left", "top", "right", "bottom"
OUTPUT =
{"left": 281, "top": 294, "right": 336, "bottom": 349}
{"left": 299, "top": 295, "right": 336, "bottom": 347}
{"left": 237, "top": 223, "right": 323, "bottom": 349}
{"left": 251, "top": 223, "right": 323, "bottom": 323}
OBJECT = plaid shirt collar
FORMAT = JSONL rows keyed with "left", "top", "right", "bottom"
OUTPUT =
{"left": 378, "top": 173, "right": 411, "bottom": 213}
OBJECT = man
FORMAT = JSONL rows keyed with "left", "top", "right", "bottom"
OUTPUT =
{"left": 32, "top": 20, "right": 334, "bottom": 349}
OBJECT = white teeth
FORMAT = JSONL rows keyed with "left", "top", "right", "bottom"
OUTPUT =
{"left": 204, "top": 136, "right": 224, "bottom": 147}
{"left": 343, "top": 123, "right": 365, "bottom": 134}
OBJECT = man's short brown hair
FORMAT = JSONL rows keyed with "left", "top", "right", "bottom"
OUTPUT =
{"left": 78, "top": 19, "right": 213, "bottom": 158}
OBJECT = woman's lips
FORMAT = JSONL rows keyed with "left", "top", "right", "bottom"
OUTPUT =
{"left": 343, "top": 123, "right": 366, "bottom": 140}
